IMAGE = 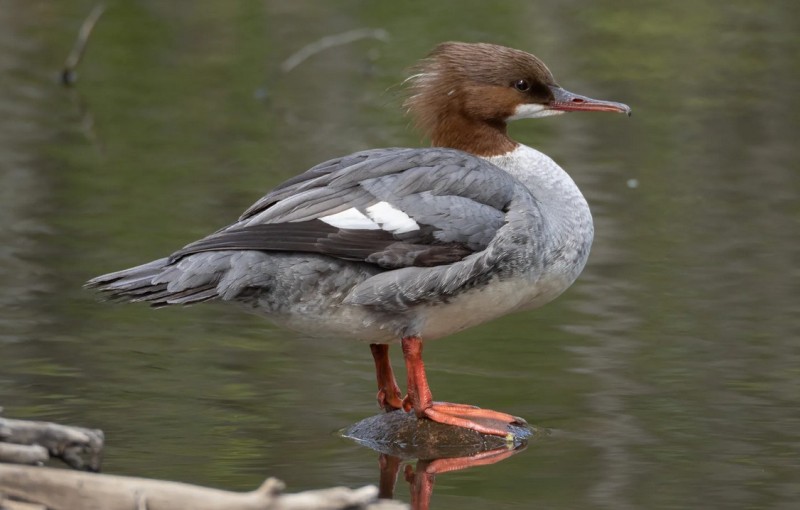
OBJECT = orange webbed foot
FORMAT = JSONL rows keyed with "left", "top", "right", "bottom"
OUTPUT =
{"left": 420, "top": 402, "right": 526, "bottom": 437}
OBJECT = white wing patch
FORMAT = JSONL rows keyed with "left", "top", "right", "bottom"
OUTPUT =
{"left": 366, "top": 201, "right": 419, "bottom": 234}
{"left": 319, "top": 202, "right": 420, "bottom": 234}
{"left": 319, "top": 208, "right": 380, "bottom": 230}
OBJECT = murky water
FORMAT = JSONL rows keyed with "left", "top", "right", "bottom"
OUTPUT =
{"left": 1, "top": 1, "right": 799, "bottom": 508}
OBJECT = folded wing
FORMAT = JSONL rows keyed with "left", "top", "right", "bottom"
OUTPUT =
{"left": 170, "top": 148, "right": 519, "bottom": 273}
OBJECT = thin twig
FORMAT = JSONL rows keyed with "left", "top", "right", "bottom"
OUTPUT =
{"left": 61, "top": 3, "right": 106, "bottom": 86}
{"left": 281, "top": 28, "right": 389, "bottom": 73}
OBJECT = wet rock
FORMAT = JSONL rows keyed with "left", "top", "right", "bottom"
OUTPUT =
{"left": 342, "top": 410, "right": 536, "bottom": 459}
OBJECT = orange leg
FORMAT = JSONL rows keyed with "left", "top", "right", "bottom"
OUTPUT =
{"left": 400, "top": 335, "right": 526, "bottom": 437}
{"left": 370, "top": 343, "right": 404, "bottom": 412}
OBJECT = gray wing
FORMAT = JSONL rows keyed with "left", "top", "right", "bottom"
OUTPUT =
{"left": 169, "top": 147, "right": 540, "bottom": 309}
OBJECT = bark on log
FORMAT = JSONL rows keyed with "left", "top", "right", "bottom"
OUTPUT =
{"left": 0, "top": 465, "right": 406, "bottom": 510}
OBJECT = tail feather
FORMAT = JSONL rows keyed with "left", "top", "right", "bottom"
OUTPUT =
{"left": 85, "top": 257, "right": 220, "bottom": 307}
{"left": 133, "top": 284, "right": 218, "bottom": 307}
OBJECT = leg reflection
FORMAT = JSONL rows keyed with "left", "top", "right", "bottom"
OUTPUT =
{"left": 377, "top": 444, "right": 526, "bottom": 509}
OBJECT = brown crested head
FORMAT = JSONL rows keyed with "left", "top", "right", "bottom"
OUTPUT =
{"left": 404, "top": 42, "right": 631, "bottom": 156}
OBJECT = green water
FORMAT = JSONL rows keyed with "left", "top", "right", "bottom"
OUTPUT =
{"left": 1, "top": 1, "right": 799, "bottom": 508}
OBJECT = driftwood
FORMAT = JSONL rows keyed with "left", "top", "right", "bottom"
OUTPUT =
{"left": 0, "top": 417, "right": 103, "bottom": 471}
{"left": 0, "top": 444, "right": 48, "bottom": 467}
{"left": 0, "top": 465, "right": 405, "bottom": 510}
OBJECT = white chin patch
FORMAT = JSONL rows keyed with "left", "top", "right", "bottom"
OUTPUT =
{"left": 319, "top": 202, "right": 419, "bottom": 234}
{"left": 507, "top": 103, "right": 565, "bottom": 121}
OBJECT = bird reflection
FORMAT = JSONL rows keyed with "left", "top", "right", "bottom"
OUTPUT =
{"left": 376, "top": 445, "right": 526, "bottom": 510}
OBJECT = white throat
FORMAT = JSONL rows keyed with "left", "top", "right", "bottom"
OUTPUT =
{"left": 482, "top": 145, "right": 580, "bottom": 203}
{"left": 482, "top": 143, "right": 593, "bottom": 249}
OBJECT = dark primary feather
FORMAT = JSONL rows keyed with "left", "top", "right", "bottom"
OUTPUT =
{"left": 171, "top": 148, "right": 516, "bottom": 271}
{"left": 168, "top": 221, "right": 473, "bottom": 269}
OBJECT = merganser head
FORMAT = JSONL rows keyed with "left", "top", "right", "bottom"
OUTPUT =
{"left": 404, "top": 42, "right": 631, "bottom": 156}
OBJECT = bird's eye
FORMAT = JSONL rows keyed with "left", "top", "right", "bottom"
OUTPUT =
{"left": 513, "top": 79, "right": 530, "bottom": 92}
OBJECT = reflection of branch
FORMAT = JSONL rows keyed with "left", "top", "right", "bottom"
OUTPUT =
{"left": 67, "top": 87, "right": 105, "bottom": 155}
{"left": 281, "top": 28, "right": 390, "bottom": 73}
{"left": 61, "top": 3, "right": 106, "bottom": 86}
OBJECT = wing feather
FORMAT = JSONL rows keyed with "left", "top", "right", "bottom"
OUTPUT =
{"left": 167, "top": 147, "right": 538, "bottom": 303}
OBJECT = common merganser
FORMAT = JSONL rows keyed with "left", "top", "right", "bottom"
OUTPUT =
{"left": 87, "top": 42, "right": 630, "bottom": 438}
